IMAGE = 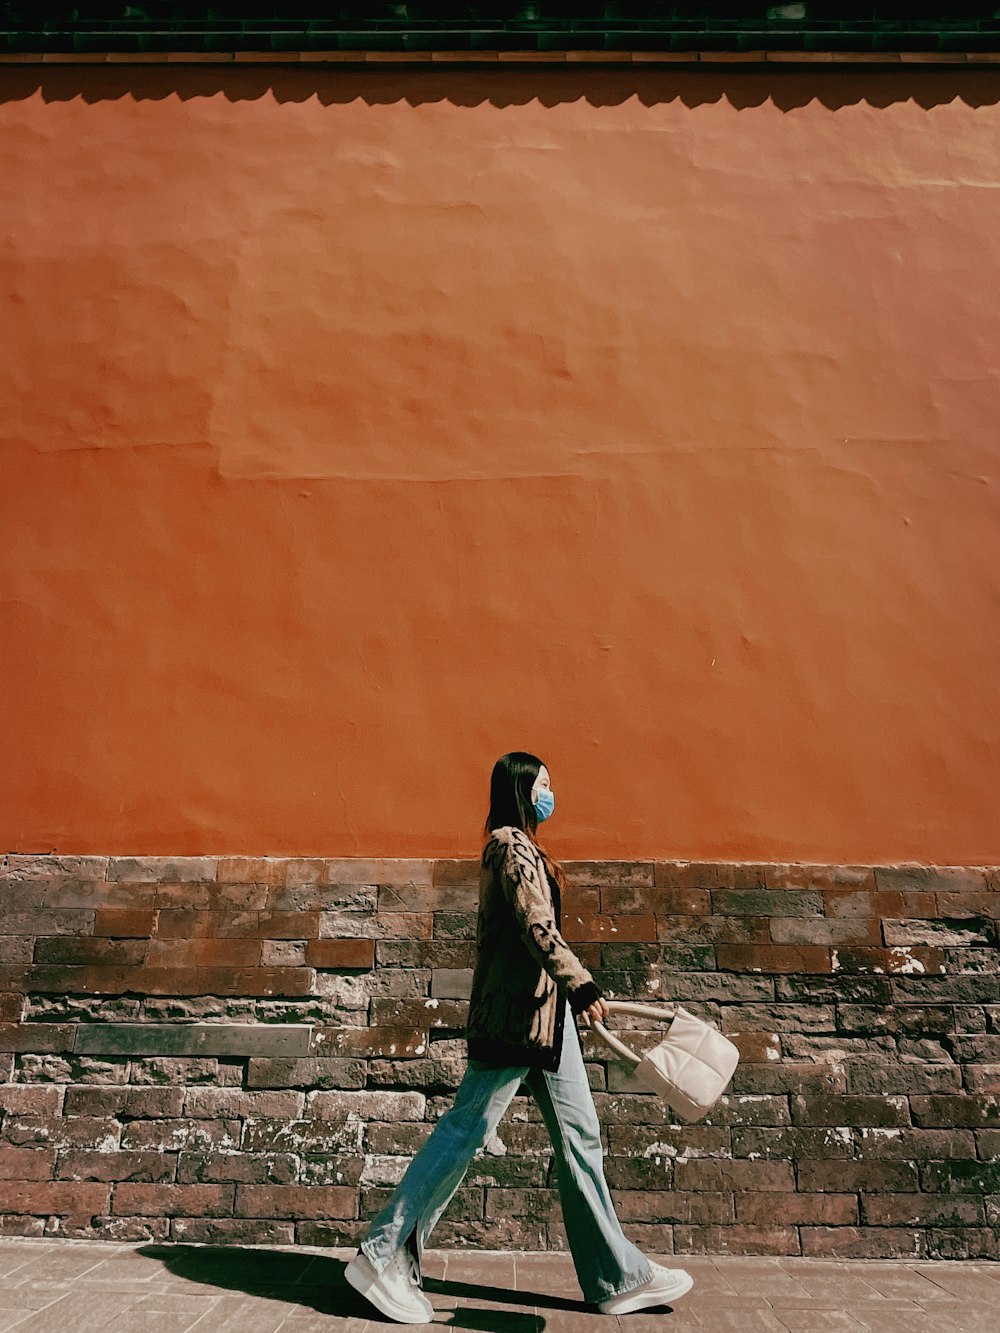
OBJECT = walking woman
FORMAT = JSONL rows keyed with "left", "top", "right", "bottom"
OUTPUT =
{"left": 345, "top": 751, "right": 694, "bottom": 1323}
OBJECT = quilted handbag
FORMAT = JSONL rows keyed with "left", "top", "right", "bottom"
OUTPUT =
{"left": 590, "top": 999, "right": 740, "bottom": 1122}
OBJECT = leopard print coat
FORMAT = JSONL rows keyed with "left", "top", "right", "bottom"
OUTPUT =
{"left": 465, "top": 825, "right": 603, "bottom": 1071}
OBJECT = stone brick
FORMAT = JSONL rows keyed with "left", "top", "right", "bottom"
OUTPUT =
{"left": 144, "top": 938, "right": 263, "bottom": 968}
{"left": 0, "top": 993, "right": 23, "bottom": 1021}
{"left": 853, "top": 1127, "right": 975, "bottom": 1159}
{"left": 369, "top": 997, "right": 467, "bottom": 1028}
{"left": 318, "top": 910, "right": 431, "bottom": 940}
{"left": 75, "top": 1022, "right": 311, "bottom": 1058}
{"left": 834, "top": 946, "right": 946, "bottom": 975}
{"left": 846, "top": 1062, "right": 962, "bottom": 1094}
{"left": 246, "top": 1057, "right": 366, "bottom": 1090}
{"left": 736, "top": 1191, "right": 858, "bottom": 1225}
{"left": 875, "top": 866, "right": 987, "bottom": 893}
{"left": 562, "top": 913, "right": 657, "bottom": 942}
{"left": 731, "top": 1126, "right": 853, "bottom": 1160}
{"left": 0, "top": 1022, "right": 76, "bottom": 1052}
{"left": 311, "top": 1024, "right": 427, "bottom": 1057}
{"left": 305, "top": 938, "right": 374, "bottom": 968}
{"left": 713, "top": 890, "right": 824, "bottom": 917}
{"left": 112, "top": 1181, "right": 235, "bottom": 1215}
{"left": 55, "top": 1150, "right": 176, "bottom": 1183}
{"left": 241, "top": 1118, "right": 363, "bottom": 1154}
{"left": 304, "top": 1090, "right": 426, "bottom": 1121}
{"left": 431, "top": 910, "right": 478, "bottom": 940}
{"left": 797, "top": 1160, "right": 919, "bottom": 1192}
{"left": 1, "top": 1182, "right": 111, "bottom": 1218}
{"left": 767, "top": 866, "right": 874, "bottom": 891}
{"left": 861, "top": 1193, "right": 984, "bottom": 1225}
{"left": 770, "top": 917, "right": 881, "bottom": 946}
{"left": 17, "top": 964, "right": 314, "bottom": 996}
{"left": 235, "top": 1183, "right": 355, "bottom": 1218}
{"left": 33, "top": 938, "right": 146, "bottom": 966}
{"left": 654, "top": 914, "right": 771, "bottom": 944}
{"left": 3, "top": 1117, "right": 121, "bottom": 1151}
{"left": 0, "top": 910, "right": 96, "bottom": 936}
{"left": 177, "top": 1150, "right": 298, "bottom": 1185}
{"left": 566, "top": 860, "right": 654, "bottom": 889}
{"left": 63, "top": 1087, "right": 184, "bottom": 1118}
{"left": 910, "top": 1095, "right": 1000, "bottom": 1127}
{"left": 171, "top": 1216, "right": 296, "bottom": 1244}
{"left": 2, "top": 855, "right": 107, "bottom": 880}
{"left": 431, "top": 859, "right": 481, "bottom": 888}
{"left": 430, "top": 968, "right": 472, "bottom": 998}
{"left": 800, "top": 1226, "right": 928, "bottom": 1258}
{"left": 792, "top": 1094, "right": 910, "bottom": 1126}
{"left": 120, "top": 1119, "right": 241, "bottom": 1152}
{"left": 374, "top": 940, "right": 474, "bottom": 968}
{"left": 674, "top": 1160, "right": 795, "bottom": 1192}
{"left": 0, "top": 1085, "right": 63, "bottom": 1115}
{"left": 93, "top": 909, "right": 157, "bottom": 937}
{"left": 884, "top": 917, "right": 995, "bottom": 946}
{"left": 921, "top": 1159, "right": 1000, "bottom": 1193}
{"left": 107, "top": 857, "right": 217, "bottom": 882}
{"left": 717, "top": 945, "right": 832, "bottom": 973}
{"left": 183, "top": 1088, "right": 305, "bottom": 1118}
{"left": 378, "top": 882, "right": 477, "bottom": 912}
{"left": 0, "top": 1145, "right": 56, "bottom": 1181}
{"left": 673, "top": 1223, "right": 796, "bottom": 1255}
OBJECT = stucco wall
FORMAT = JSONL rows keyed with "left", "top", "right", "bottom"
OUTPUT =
{"left": 2, "top": 65, "right": 998, "bottom": 860}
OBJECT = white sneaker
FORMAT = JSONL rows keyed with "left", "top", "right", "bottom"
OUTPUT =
{"left": 344, "top": 1245, "right": 434, "bottom": 1324}
{"left": 598, "top": 1262, "right": 694, "bottom": 1315}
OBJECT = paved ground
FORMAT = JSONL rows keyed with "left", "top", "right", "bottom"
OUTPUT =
{"left": 0, "top": 1238, "right": 998, "bottom": 1332}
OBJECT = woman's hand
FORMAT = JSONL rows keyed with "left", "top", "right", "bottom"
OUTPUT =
{"left": 578, "top": 995, "right": 611, "bottom": 1028}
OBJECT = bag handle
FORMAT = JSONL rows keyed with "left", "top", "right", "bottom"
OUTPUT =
{"left": 588, "top": 998, "right": 680, "bottom": 1068}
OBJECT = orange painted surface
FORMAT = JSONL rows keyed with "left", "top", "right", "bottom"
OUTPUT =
{"left": 2, "top": 67, "right": 998, "bottom": 861}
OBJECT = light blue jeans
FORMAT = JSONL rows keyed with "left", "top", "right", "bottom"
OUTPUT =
{"left": 358, "top": 997, "right": 655, "bottom": 1305}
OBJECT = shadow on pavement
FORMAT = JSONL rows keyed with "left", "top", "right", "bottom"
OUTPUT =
{"left": 136, "top": 1244, "right": 554, "bottom": 1327}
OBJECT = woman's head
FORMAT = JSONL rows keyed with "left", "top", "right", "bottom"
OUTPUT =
{"left": 483, "top": 751, "right": 554, "bottom": 840}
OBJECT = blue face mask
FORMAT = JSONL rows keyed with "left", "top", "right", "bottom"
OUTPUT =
{"left": 533, "top": 788, "right": 555, "bottom": 822}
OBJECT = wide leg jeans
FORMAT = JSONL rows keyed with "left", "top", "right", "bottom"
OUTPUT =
{"left": 358, "top": 997, "right": 654, "bottom": 1305}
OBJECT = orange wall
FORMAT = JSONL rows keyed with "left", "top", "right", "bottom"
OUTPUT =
{"left": 2, "top": 66, "right": 998, "bottom": 862}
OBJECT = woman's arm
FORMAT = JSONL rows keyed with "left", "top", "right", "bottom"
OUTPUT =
{"left": 498, "top": 829, "right": 605, "bottom": 1014}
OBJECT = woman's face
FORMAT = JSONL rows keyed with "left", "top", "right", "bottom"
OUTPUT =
{"left": 530, "top": 765, "right": 551, "bottom": 807}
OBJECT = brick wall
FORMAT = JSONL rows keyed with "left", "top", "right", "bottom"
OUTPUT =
{"left": 1, "top": 853, "right": 998, "bottom": 1258}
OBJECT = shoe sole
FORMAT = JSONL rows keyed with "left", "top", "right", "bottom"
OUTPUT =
{"left": 344, "top": 1255, "right": 434, "bottom": 1324}
{"left": 599, "top": 1269, "right": 695, "bottom": 1315}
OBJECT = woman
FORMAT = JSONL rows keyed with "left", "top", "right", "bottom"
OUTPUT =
{"left": 345, "top": 751, "right": 694, "bottom": 1324}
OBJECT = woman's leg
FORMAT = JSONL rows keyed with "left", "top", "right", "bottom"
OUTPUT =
{"left": 525, "top": 999, "right": 654, "bottom": 1305}
{"left": 359, "top": 1055, "right": 529, "bottom": 1279}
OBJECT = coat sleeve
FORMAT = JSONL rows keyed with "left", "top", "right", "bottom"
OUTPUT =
{"left": 497, "top": 830, "right": 604, "bottom": 1014}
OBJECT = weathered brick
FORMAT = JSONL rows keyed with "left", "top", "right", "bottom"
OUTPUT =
{"left": 75, "top": 1022, "right": 311, "bottom": 1058}
{"left": 875, "top": 866, "right": 987, "bottom": 894}
{"left": 800, "top": 1226, "right": 928, "bottom": 1258}
{"left": 0, "top": 1085, "right": 63, "bottom": 1116}
{"left": 673, "top": 1223, "right": 796, "bottom": 1255}
{"left": 378, "top": 882, "right": 477, "bottom": 913}
{"left": 93, "top": 909, "right": 157, "bottom": 937}
{"left": 369, "top": 997, "right": 467, "bottom": 1028}
{"left": 235, "top": 1183, "right": 355, "bottom": 1219}
{"left": 0, "top": 910, "right": 95, "bottom": 936}
{"left": 305, "top": 1090, "right": 426, "bottom": 1122}
{"left": 884, "top": 917, "right": 995, "bottom": 947}
{"left": 1, "top": 1182, "right": 110, "bottom": 1217}
{"left": 430, "top": 968, "right": 472, "bottom": 998}
{"left": 853, "top": 1128, "right": 975, "bottom": 1160}
{"left": 112, "top": 1182, "right": 235, "bottom": 1216}
{"left": 374, "top": 941, "right": 474, "bottom": 969}
{"left": 145, "top": 938, "right": 263, "bottom": 968}
{"left": 33, "top": 938, "right": 146, "bottom": 966}
{"left": 120, "top": 1119, "right": 241, "bottom": 1152}
{"left": 713, "top": 890, "right": 824, "bottom": 917}
{"left": 674, "top": 1160, "right": 794, "bottom": 1192}
{"left": 736, "top": 1192, "right": 858, "bottom": 1225}
{"left": 910, "top": 1095, "right": 1000, "bottom": 1127}
{"left": 654, "top": 914, "right": 771, "bottom": 944}
{"left": 0, "top": 1022, "right": 76, "bottom": 1052}
{"left": 15, "top": 964, "right": 314, "bottom": 996}
{"left": 717, "top": 945, "right": 832, "bottom": 973}
{"left": 792, "top": 1094, "right": 910, "bottom": 1127}
{"left": 431, "top": 859, "right": 480, "bottom": 888}
{"left": 183, "top": 1088, "right": 305, "bottom": 1119}
{"left": 177, "top": 1151, "right": 298, "bottom": 1185}
{"left": 311, "top": 1025, "right": 426, "bottom": 1057}
{"left": 731, "top": 1062, "right": 845, "bottom": 1096}
{"left": 732, "top": 1126, "right": 853, "bottom": 1160}
{"left": 56, "top": 1149, "right": 176, "bottom": 1183}
{"left": 3, "top": 1117, "right": 121, "bottom": 1151}
{"left": 171, "top": 1216, "right": 296, "bottom": 1244}
{"left": 241, "top": 1118, "right": 363, "bottom": 1154}
{"left": 247, "top": 1058, "right": 365, "bottom": 1090}
{"left": 305, "top": 938, "right": 374, "bottom": 969}
{"left": 847, "top": 1063, "right": 962, "bottom": 1094}
{"left": 834, "top": 946, "right": 946, "bottom": 975}
{"left": 767, "top": 866, "right": 874, "bottom": 891}
{"left": 63, "top": 1087, "right": 184, "bottom": 1118}
{"left": 216, "top": 858, "right": 288, "bottom": 886}
{"left": 108, "top": 857, "right": 217, "bottom": 882}
{"left": 2, "top": 855, "right": 107, "bottom": 881}
{"left": 861, "top": 1193, "right": 984, "bottom": 1226}
{"left": 319, "top": 911, "right": 431, "bottom": 940}
{"left": 770, "top": 918, "right": 881, "bottom": 946}
{"left": 921, "top": 1160, "right": 1000, "bottom": 1193}
{"left": 798, "top": 1160, "right": 919, "bottom": 1192}
{"left": 0, "top": 1145, "right": 56, "bottom": 1181}
{"left": 562, "top": 913, "right": 657, "bottom": 942}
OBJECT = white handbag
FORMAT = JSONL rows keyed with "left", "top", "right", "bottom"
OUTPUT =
{"left": 590, "top": 999, "right": 740, "bottom": 1122}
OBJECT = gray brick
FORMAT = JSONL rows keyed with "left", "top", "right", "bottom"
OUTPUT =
{"left": 73, "top": 1023, "right": 312, "bottom": 1057}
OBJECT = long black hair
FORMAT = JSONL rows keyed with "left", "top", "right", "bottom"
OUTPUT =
{"left": 481, "top": 750, "right": 567, "bottom": 897}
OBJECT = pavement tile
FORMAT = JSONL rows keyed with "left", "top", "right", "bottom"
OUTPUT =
{"left": 770, "top": 1310, "right": 868, "bottom": 1331}
{"left": 911, "top": 1267, "right": 1000, "bottom": 1301}
{"left": 10, "top": 1289, "right": 150, "bottom": 1332}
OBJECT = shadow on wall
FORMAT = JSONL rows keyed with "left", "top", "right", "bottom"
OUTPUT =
{"left": 138, "top": 1242, "right": 554, "bottom": 1328}
{"left": 0, "top": 65, "right": 999, "bottom": 111}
